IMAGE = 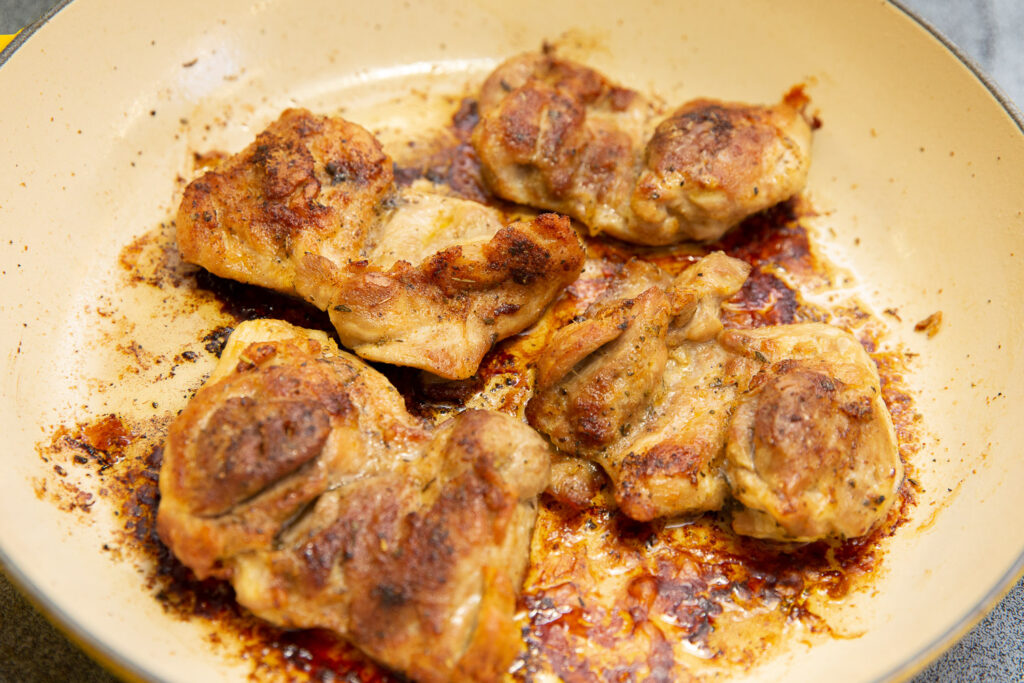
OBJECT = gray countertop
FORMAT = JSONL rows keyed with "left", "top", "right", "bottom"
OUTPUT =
{"left": 1, "top": 0, "right": 1022, "bottom": 681}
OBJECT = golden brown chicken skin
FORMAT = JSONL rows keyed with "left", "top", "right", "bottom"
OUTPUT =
{"left": 157, "top": 320, "right": 551, "bottom": 682}
{"left": 177, "top": 108, "right": 585, "bottom": 379}
{"left": 473, "top": 52, "right": 812, "bottom": 245}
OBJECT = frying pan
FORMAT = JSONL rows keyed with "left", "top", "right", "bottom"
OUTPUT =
{"left": 1, "top": 0, "right": 1023, "bottom": 680}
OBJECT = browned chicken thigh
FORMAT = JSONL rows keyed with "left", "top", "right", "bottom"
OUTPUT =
{"left": 473, "top": 52, "right": 813, "bottom": 244}
{"left": 720, "top": 324, "right": 904, "bottom": 541}
{"left": 527, "top": 253, "right": 753, "bottom": 520}
{"left": 157, "top": 320, "right": 552, "bottom": 682}
{"left": 177, "top": 108, "right": 585, "bottom": 379}
{"left": 527, "top": 253, "right": 902, "bottom": 541}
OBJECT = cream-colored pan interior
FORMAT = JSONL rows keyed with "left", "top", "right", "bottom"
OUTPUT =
{"left": 1, "top": 0, "right": 1023, "bottom": 680}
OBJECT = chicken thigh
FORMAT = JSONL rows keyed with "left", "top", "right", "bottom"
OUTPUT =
{"left": 157, "top": 319, "right": 552, "bottom": 682}
{"left": 719, "top": 324, "right": 904, "bottom": 541}
{"left": 473, "top": 52, "right": 812, "bottom": 245}
{"left": 527, "top": 253, "right": 902, "bottom": 541}
{"left": 177, "top": 108, "right": 585, "bottom": 379}
{"left": 527, "top": 253, "right": 754, "bottom": 520}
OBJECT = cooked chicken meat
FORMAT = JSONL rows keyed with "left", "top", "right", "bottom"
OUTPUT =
{"left": 527, "top": 274, "right": 671, "bottom": 453}
{"left": 473, "top": 52, "right": 813, "bottom": 244}
{"left": 177, "top": 108, "right": 585, "bottom": 379}
{"left": 176, "top": 110, "right": 391, "bottom": 295}
{"left": 474, "top": 52, "right": 653, "bottom": 239}
{"left": 527, "top": 253, "right": 754, "bottom": 521}
{"left": 157, "top": 320, "right": 551, "bottom": 682}
{"left": 527, "top": 253, "right": 901, "bottom": 541}
{"left": 720, "top": 324, "right": 903, "bottom": 541}
{"left": 545, "top": 452, "right": 614, "bottom": 510}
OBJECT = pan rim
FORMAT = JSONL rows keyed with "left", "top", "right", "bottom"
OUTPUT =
{"left": 0, "top": 1, "right": 1022, "bottom": 681}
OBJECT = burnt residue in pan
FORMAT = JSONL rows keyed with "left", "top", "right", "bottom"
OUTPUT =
{"left": 394, "top": 97, "right": 493, "bottom": 205}
{"left": 33, "top": 97, "right": 922, "bottom": 682}
{"left": 190, "top": 271, "right": 336, "bottom": 339}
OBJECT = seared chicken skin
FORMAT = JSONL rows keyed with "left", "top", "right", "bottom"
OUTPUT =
{"left": 177, "top": 108, "right": 584, "bottom": 379}
{"left": 473, "top": 52, "right": 813, "bottom": 244}
{"left": 157, "top": 320, "right": 551, "bottom": 682}
{"left": 527, "top": 253, "right": 902, "bottom": 541}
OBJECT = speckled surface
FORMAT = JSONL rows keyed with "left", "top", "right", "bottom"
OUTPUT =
{"left": 1, "top": 0, "right": 1022, "bottom": 681}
